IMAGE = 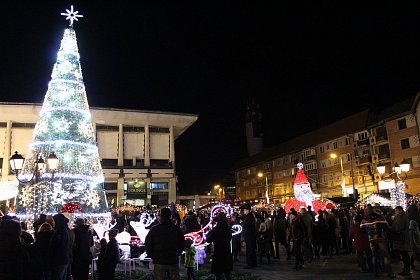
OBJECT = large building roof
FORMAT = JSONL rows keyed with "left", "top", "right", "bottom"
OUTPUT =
{"left": 0, "top": 102, "right": 198, "bottom": 139}
{"left": 233, "top": 93, "right": 420, "bottom": 172}
{"left": 233, "top": 110, "right": 369, "bottom": 171}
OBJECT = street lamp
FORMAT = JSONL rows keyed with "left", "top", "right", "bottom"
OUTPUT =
{"left": 10, "top": 151, "right": 58, "bottom": 183}
{"left": 330, "top": 152, "right": 357, "bottom": 200}
{"left": 214, "top": 184, "right": 224, "bottom": 201}
{"left": 376, "top": 160, "right": 410, "bottom": 209}
{"left": 257, "top": 172, "right": 270, "bottom": 204}
{"left": 10, "top": 151, "right": 59, "bottom": 218}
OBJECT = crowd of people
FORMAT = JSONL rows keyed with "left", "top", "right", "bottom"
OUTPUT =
{"left": 1, "top": 200, "right": 420, "bottom": 280}
{"left": 0, "top": 213, "right": 120, "bottom": 280}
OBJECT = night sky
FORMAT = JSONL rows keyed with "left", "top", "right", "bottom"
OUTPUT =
{"left": 2, "top": 1, "right": 420, "bottom": 195}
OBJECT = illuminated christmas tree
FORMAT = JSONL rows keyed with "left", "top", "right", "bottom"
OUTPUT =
{"left": 17, "top": 7, "right": 107, "bottom": 215}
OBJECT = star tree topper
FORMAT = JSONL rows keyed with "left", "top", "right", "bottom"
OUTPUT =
{"left": 61, "top": 5, "right": 83, "bottom": 27}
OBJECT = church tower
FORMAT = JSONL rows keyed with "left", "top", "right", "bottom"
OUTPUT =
{"left": 245, "top": 98, "right": 264, "bottom": 156}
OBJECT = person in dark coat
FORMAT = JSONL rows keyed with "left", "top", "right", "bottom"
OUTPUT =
{"left": 72, "top": 218, "right": 94, "bottom": 280}
{"left": 184, "top": 211, "right": 200, "bottom": 234}
{"left": 291, "top": 213, "right": 305, "bottom": 270}
{"left": 96, "top": 238, "right": 108, "bottom": 280}
{"left": 33, "top": 214, "right": 47, "bottom": 239}
{"left": 349, "top": 215, "right": 372, "bottom": 272}
{"left": 0, "top": 219, "right": 27, "bottom": 280}
{"left": 392, "top": 206, "right": 411, "bottom": 276}
{"left": 273, "top": 209, "right": 291, "bottom": 260}
{"left": 145, "top": 207, "right": 185, "bottom": 280}
{"left": 242, "top": 205, "right": 257, "bottom": 268}
{"left": 31, "top": 222, "right": 54, "bottom": 280}
{"left": 206, "top": 212, "right": 233, "bottom": 280}
{"left": 102, "top": 229, "right": 120, "bottom": 280}
{"left": 49, "top": 213, "right": 75, "bottom": 280}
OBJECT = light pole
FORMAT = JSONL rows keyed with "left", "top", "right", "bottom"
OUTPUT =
{"left": 214, "top": 184, "right": 224, "bottom": 201}
{"left": 10, "top": 151, "right": 58, "bottom": 219}
{"left": 330, "top": 152, "right": 356, "bottom": 199}
{"left": 257, "top": 172, "right": 270, "bottom": 204}
{"left": 377, "top": 160, "right": 410, "bottom": 210}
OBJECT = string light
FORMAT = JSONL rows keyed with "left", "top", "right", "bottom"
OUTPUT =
{"left": 16, "top": 22, "right": 107, "bottom": 216}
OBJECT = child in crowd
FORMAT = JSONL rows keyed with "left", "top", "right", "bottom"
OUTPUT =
{"left": 184, "top": 238, "right": 197, "bottom": 280}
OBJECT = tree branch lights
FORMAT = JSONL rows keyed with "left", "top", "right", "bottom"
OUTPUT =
{"left": 390, "top": 181, "right": 407, "bottom": 210}
{"left": 377, "top": 161, "right": 410, "bottom": 211}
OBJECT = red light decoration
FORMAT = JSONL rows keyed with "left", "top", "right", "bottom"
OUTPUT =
{"left": 61, "top": 202, "right": 83, "bottom": 213}
{"left": 284, "top": 163, "right": 326, "bottom": 213}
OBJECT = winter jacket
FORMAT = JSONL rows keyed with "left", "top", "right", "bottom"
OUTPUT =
{"left": 145, "top": 220, "right": 184, "bottom": 265}
{"left": 73, "top": 224, "right": 94, "bottom": 263}
{"left": 48, "top": 217, "right": 75, "bottom": 266}
{"left": 206, "top": 220, "right": 233, "bottom": 274}
{"left": 0, "top": 232, "right": 26, "bottom": 280}
{"left": 242, "top": 213, "right": 257, "bottom": 241}
{"left": 392, "top": 212, "right": 411, "bottom": 252}
{"left": 184, "top": 246, "right": 196, "bottom": 268}
{"left": 349, "top": 222, "right": 370, "bottom": 252}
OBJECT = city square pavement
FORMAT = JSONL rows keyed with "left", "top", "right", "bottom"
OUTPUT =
{"left": 117, "top": 251, "right": 419, "bottom": 280}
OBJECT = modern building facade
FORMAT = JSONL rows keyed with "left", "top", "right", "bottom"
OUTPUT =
{"left": 234, "top": 94, "right": 420, "bottom": 204}
{"left": 0, "top": 103, "right": 198, "bottom": 208}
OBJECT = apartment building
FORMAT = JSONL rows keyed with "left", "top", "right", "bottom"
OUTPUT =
{"left": 0, "top": 103, "right": 198, "bottom": 208}
{"left": 234, "top": 94, "right": 420, "bottom": 203}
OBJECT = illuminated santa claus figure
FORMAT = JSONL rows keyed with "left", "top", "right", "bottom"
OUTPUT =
{"left": 294, "top": 163, "right": 315, "bottom": 207}
{"left": 284, "top": 163, "right": 326, "bottom": 213}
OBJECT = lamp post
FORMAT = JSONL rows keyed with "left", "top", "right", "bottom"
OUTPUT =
{"left": 377, "top": 160, "right": 410, "bottom": 210}
{"left": 214, "top": 184, "right": 224, "bottom": 201}
{"left": 257, "top": 172, "right": 270, "bottom": 204}
{"left": 330, "top": 152, "right": 357, "bottom": 199}
{"left": 10, "top": 151, "right": 58, "bottom": 219}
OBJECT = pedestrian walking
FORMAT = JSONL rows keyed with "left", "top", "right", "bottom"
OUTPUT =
{"left": 145, "top": 207, "right": 185, "bottom": 280}
{"left": 0, "top": 219, "right": 27, "bottom": 280}
{"left": 184, "top": 238, "right": 197, "bottom": 280}
{"left": 392, "top": 206, "right": 411, "bottom": 276}
{"left": 206, "top": 212, "right": 233, "bottom": 280}
{"left": 242, "top": 205, "right": 257, "bottom": 268}
{"left": 273, "top": 209, "right": 291, "bottom": 260}
{"left": 72, "top": 218, "right": 94, "bottom": 280}
{"left": 349, "top": 215, "right": 372, "bottom": 272}
{"left": 49, "top": 213, "right": 75, "bottom": 280}
{"left": 102, "top": 229, "right": 120, "bottom": 280}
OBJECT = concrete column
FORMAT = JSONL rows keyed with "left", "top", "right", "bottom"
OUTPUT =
{"left": 194, "top": 195, "right": 200, "bottom": 209}
{"left": 144, "top": 124, "right": 150, "bottom": 166}
{"left": 118, "top": 124, "right": 123, "bottom": 166}
{"left": 117, "top": 177, "right": 125, "bottom": 205}
{"left": 168, "top": 178, "right": 177, "bottom": 203}
{"left": 146, "top": 177, "right": 151, "bottom": 206}
{"left": 2, "top": 121, "right": 12, "bottom": 179}
{"left": 169, "top": 125, "right": 175, "bottom": 164}
{"left": 92, "top": 122, "right": 97, "bottom": 141}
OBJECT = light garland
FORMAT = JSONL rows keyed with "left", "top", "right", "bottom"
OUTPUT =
{"left": 390, "top": 181, "right": 407, "bottom": 211}
{"left": 16, "top": 17, "right": 107, "bottom": 217}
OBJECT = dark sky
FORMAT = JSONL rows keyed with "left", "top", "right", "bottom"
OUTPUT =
{"left": 2, "top": 1, "right": 420, "bottom": 195}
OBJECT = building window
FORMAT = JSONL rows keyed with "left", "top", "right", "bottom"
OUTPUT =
{"left": 150, "top": 182, "right": 168, "bottom": 190}
{"left": 345, "top": 137, "right": 351, "bottom": 146}
{"left": 333, "top": 142, "right": 338, "bottom": 149}
{"left": 398, "top": 119, "right": 407, "bottom": 130}
{"left": 320, "top": 146, "right": 325, "bottom": 153}
{"left": 401, "top": 138, "right": 410, "bottom": 149}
